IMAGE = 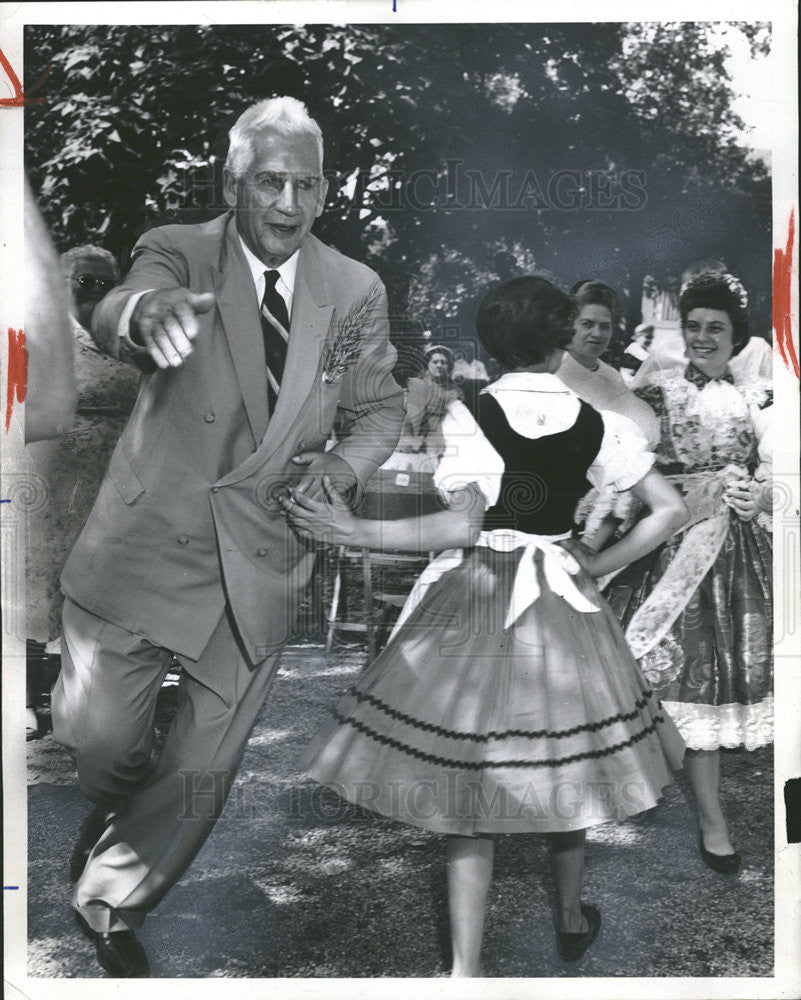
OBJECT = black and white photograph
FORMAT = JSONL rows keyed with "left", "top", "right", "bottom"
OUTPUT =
{"left": 1, "top": 2, "right": 798, "bottom": 997}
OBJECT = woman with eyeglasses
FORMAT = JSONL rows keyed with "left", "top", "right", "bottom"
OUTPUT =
{"left": 25, "top": 246, "right": 141, "bottom": 737}
{"left": 65, "top": 248, "right": 120, "bottom": 330}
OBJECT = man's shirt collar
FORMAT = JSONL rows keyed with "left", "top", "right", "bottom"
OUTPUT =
{"left": 237, "top": 234, "right": 299, "bottom": 309}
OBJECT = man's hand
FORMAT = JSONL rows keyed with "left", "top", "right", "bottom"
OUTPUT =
{"left": 130, "top": 289, "right": 216, "bottom": 369}
{"left": 291, "top": 451, "right": 358, "bottom": 504}
{"left": 279, "top": 478, "right": 362, "bottom": 547}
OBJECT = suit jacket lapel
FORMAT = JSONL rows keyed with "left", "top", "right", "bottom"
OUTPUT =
{"left": 212, "top": 217, "right": 269, "bottom": 444}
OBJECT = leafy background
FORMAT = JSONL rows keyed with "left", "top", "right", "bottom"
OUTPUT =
{"left": 24, "top": 22, "right": 772, "bottom": 359}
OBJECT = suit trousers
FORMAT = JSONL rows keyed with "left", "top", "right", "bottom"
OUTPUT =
{"left": 52, "top": 596, "right": 283, "bottom": 933}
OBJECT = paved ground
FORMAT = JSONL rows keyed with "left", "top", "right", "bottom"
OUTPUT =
{"left": 25, "top": 637, "right": 774, "bottom": 982}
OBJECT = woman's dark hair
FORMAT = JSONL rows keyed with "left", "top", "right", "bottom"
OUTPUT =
{"left": 569, "top": 280, "right": 620, "bottom": 324}
{"left": 679, "top": 271, "right": 750, "bottom": 356}
{"left": 421, "top": 343, "right": 455, "bottom": 374}
{"left": 477, "top": 276, "right": 576, "bottom": 369}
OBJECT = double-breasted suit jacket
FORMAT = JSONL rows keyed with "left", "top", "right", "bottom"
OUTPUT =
{"left": 62, "top": 212, "right": 404, "bottom": 684}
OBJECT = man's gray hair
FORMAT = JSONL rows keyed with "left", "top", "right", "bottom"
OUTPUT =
{"left": 60, "top": 245, "right": 120, "bottom": 278}
{"left": 225, "top": 97, "right": 324, "bottom": 178}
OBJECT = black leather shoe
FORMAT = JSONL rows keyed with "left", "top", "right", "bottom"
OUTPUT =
{"left": 699, "top": 833, "right": 741, "bottom": 874}
{"left": 75, "top": 911, "right": 150, "bottom": 978}
{"left": 556, "top": 903, "right": 601, "bottom": 962}
{"left": 70, "top": 808, "right": 113, "bottom": 883}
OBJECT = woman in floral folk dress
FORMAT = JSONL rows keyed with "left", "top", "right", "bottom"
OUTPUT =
{"left": 606, "top": 270, "right": 773, "bottom": 875}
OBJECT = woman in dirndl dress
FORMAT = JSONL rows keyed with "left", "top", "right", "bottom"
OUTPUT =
{"left": 605, "top": 270, "right": 773, "bottom": 875}
{"left": 282, "top": 276, "right": 688, "bottom": 976}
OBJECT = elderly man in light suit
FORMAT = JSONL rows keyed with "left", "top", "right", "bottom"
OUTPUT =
{"left": 52, "top": 97, "right": 404, "bottom": 977}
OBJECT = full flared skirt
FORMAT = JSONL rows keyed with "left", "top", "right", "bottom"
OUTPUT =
{"left": 305, "top": 546, "right": 685, "bottom": 835}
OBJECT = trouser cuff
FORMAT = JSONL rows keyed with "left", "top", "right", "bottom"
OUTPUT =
{"left": 73, "top": 902, "right": 141, "bottom": 934}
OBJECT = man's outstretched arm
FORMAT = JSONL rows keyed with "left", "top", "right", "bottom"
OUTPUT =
{"left": 92, "top": 228, "right": 214, "bottom": 372}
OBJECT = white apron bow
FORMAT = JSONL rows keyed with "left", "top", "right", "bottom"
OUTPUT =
{"left": 481, "top": 530, "right": 600, "bottom": 628}
{"left": 389, "top": 528, "right": 600, "bottom": 641}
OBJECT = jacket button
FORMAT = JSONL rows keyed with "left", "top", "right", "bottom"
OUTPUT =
{"left": 257, "top": 547, "right": 268, "bottom": 557}
{"left": 204, "top": 411, "right": 216, "bottom": 423}
{"left": 178, "top": 536, "right": 189, "bottom": 545}
{"left": 211, "top": 486, "right": 220, "bottom": 493}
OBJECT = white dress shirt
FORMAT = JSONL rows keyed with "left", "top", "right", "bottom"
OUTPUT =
{"left": 237, "top": 235, "right": 298, "bottom": 320}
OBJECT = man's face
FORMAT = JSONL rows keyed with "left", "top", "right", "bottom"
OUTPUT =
{"left": 224, "top": 130, "right": 328, "bottom": 267}
{"left": 69, "top": 256, "right": 118, "bottom": 329}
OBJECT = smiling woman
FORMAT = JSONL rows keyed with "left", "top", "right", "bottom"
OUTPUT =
{"left": 606, "top": 268, "right": 773, "bottom": 876}
{"left": 680, "top": 273, "right": 750, "bottom": 377}
{"left": 683, "top": 309, "right": 735, "bottom": 375}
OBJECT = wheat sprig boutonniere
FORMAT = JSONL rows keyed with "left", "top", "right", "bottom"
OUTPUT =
{"left": 322, "top": 280, "right": 384, "bottom": 384}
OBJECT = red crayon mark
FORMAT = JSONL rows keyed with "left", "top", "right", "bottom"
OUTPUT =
{"left": 6, "top": 328, "right": 27, "bottom": 432}
{"left": 773, "top": 209, "right": 798, "bottom": 379}
{"left": 0, "top": 47, "right": 50, "bottom": 108}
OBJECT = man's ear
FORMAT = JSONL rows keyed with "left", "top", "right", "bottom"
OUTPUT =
{"left": 223, "top": 168, "right": 238, "bottom": 208}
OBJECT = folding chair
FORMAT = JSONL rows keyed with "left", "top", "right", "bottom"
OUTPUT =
{"left": 324, "top": 468, "right": 443, "bottom": 659}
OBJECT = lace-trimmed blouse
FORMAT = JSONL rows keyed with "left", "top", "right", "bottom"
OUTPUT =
{"left": 636, "top": 368, "right": 771, "bottom": 473}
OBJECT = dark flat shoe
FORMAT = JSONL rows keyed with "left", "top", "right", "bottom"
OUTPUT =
{"left": 556, "top": 903, "right": 601, "bottom": 962}
{"left": 699, "top": 833, "right": 741, "bottom": 874}
{"left": 75, "top": 910, "right": 150, "bottom": 978}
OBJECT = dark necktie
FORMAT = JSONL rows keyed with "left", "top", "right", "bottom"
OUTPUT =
{"left": 261, "top": 270, "right": 290, "bottom": 414}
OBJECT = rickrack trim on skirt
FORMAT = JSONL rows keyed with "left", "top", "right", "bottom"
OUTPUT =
{"left": 345, "top": 686, "right": 658, "bottom": 743}
{"left": 331, "top": 710, "right": 668, "bottom": 771}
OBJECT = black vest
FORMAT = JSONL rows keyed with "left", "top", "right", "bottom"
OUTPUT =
{"left": 478, "top": 392, "right": 604, "bottom": 535}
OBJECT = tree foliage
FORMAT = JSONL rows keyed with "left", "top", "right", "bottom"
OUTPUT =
{"left": 24, "top": 22, "right": 772, "bottom": 341}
